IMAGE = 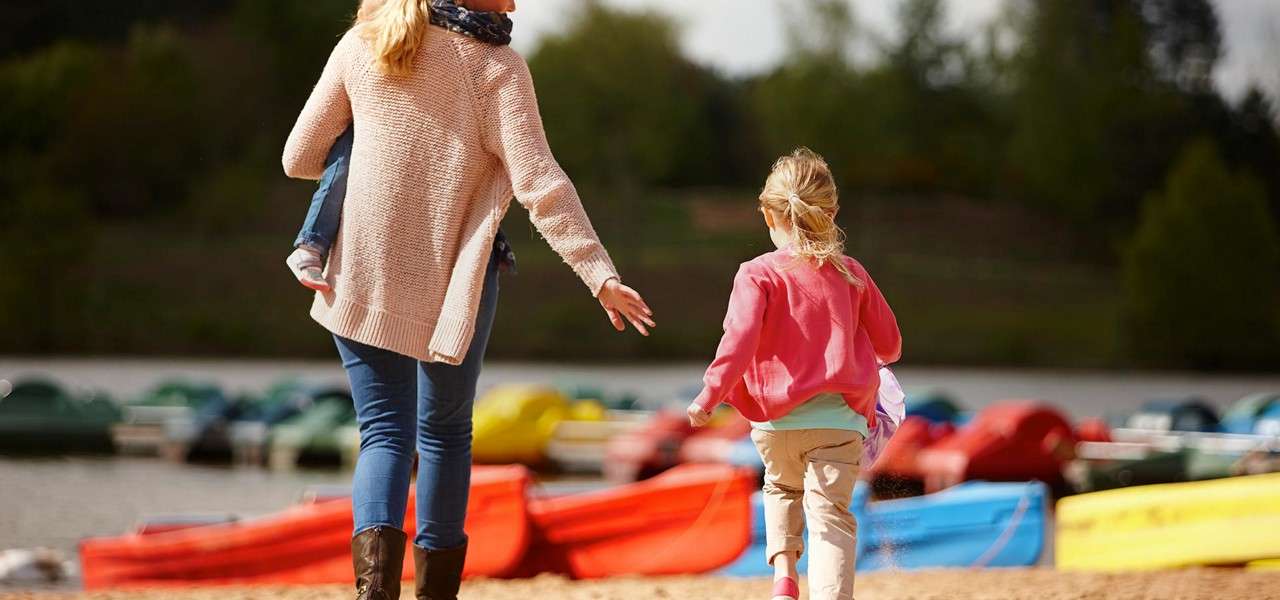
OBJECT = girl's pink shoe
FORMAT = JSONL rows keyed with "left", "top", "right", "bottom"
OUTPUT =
{"left": 771, "top": 576, "right": 799, "bottom": 600}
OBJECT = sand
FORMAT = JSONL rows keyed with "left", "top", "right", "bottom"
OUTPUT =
{"left": 4, "top": 569, "right": 1280, "bottom": 600}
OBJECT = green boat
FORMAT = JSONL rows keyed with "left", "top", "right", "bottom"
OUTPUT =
{"left": 0, "top": 378, "right": 119, "bottom": 454}
{"left": 112, "top": 380, "right": 225, "bottom": 455}
{"left": 1072, "top": 429, "right": 1279, "bottom": 492}
{"left": 267, "top": 391, "right": 356, "bottom": 469}
{"left": 226, "top": 381, "right": 349, "bottom": 466}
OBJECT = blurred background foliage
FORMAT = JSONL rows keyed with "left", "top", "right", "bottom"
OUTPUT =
{"left": 1, "top": 0, "right": 1277, "bottom": 370}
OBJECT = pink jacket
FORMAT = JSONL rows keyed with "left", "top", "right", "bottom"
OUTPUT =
{"left": 693, "top": 249, "right": 901, "bottom": 426}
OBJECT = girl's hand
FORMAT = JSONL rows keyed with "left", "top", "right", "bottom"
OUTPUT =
{"left": 597, "top": 278, "right": 655, "bottom": 336}
{"left": 687, "top": 403, "right": 712, "bottom": 427}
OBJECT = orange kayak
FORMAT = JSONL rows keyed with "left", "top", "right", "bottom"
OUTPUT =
{"left": 80, "top": 465, "right": 531, "bottom": 589}
{"left": 520, "top": 463, "right": 756, "bottom": 578}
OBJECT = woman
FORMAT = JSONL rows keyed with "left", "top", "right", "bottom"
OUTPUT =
{"left": 281, "top": 1, "right": 655, "bottom": 598}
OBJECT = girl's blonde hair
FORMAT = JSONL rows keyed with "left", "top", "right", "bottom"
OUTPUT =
{"left": 356, "top": 0, "right": 431, "bottom": 76}
{"left": 759, "top": 148, "right": 862, "bottom": 286}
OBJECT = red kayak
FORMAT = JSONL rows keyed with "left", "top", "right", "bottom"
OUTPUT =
{"left": 81, "top": 463, "right": 754, "bottom": 588}
{"left": 520, "top": 463, "right": 756, "bottom": 578}
{"left": 80, "top": 465, "right": 532, "bottom": 589}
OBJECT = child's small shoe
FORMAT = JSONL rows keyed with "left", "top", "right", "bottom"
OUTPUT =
{"left": 771, "top": 577, "right": 799, "bottom": 600}
{"left": 286, "top": 245, "right": 330, "bottom": 292}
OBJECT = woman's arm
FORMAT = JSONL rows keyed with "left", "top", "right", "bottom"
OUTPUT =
{"left": 283, "top": 36, "right": 355, "bottom": 180}
{"left": 471, "top": 47, "right": 619, "bottom": 296}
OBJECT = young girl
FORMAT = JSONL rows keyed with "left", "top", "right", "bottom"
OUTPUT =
{"left": 687, "top": 148, "right": 901, "bottom": 600}
{"left": 285, "top": 0, "right": 519, "bottom": 290}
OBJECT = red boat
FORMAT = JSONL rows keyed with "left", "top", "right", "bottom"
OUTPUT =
{"left": 80, "top": 465, "right": 532, "bottom": 589}
{"left": 678, "top": 413, "right": 753, "bottom": 464}
{"left": 864, "top": 416, "right": 954, "bottom": 497}
{"left": 520, "top": 463, "right": 756, "bottom": 578}
{"left": 916, "top": 401, "right": 1076, "bottom": 493}
{"left": 603, "top": 411, "right": 693, "bottom": 482}
{"left": 80, "top": 463, "right": 755, "bottom": 588}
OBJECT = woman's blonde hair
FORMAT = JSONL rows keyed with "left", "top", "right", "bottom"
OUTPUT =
{"left": 759, "top": 148, "right": 861, "bottom": 286}
{"left": 356, "top": 0, "right": 431, "bottom": 76}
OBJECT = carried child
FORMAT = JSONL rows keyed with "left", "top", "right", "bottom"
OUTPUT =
{"left": 285, "top": 0, "right": 519, "bottom": 290}
{"left": 687, "top": 148, "right": 902, "bottom": 600}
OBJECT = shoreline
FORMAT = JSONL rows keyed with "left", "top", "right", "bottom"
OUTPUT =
{"left": 5, "top": 569, "right": 1280, "bottom": 600}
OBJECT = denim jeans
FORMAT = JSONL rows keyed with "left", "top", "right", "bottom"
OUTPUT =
{"left": 333, "top": 242, "right": 500, "bottom": 550}
{"left": 293, "top": 125, "right": 518, "bottom": 273}
{"left": 294, "top": 126, "right": 353, "bottom": 255}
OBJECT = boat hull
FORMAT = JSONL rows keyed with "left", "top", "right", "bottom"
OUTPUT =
{"left": 1057, "top": 472, "right": 1280, "bottom": 570}
{"left": 721, "top": 480, "right": 1049, "bottom": 576}
{"left": 521, "top": 463, "right": 756, "bottom": 578}
{"left": 80, "top": 466, "right": 531, "bottom": 589}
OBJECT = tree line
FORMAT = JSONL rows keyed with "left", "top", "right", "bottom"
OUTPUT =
{"left": 1, "top": 0, "right": 1277, "bottom": 369}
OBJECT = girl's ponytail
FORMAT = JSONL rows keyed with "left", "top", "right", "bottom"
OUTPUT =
{"left": 357, "top": 0, "right": 432, "bottom": 76}
{"left": 760, "top": 148, "right": 862, "bottom": 287}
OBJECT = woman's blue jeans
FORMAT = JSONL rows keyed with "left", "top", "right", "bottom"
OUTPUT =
{"left": 333, "top": 244, "right": 500, "bottom": 550}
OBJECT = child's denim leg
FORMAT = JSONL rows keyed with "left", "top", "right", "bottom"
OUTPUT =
{"left": 294, "top": 125, "right": 354, "bottom": 256}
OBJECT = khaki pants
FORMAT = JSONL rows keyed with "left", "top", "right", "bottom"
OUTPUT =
{"left": 751, "top": 428, "right": 864, "bottom": 600}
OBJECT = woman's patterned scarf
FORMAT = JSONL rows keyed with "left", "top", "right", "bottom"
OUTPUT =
{"left": 430, "top": 0, "right": 514, "bottom": 46}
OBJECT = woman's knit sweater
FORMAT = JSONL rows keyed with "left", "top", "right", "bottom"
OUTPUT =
{"left": 283, "top": 27, "right": 619, "bottom": 365}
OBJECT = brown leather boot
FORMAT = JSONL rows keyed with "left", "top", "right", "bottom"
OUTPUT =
{"left": 352, "top": 526, "right": 407, "bottom": 600}
{"left": 412, "top": 543, "right": 467, "bottom": 600}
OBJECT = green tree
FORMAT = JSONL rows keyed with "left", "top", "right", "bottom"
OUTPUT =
{"left": 50, "top": 25, "right": 204, "bottom": 217}
{"left": 526, "top": 0, "right": 722, "bottom": 189}
{"left": 0, "top": 185, "right": 95, "bottom": 353}
{"left": 754, "top": 0, "right": 1003, "bottom": 194}
{"left": 870, "top": 0, "right": 1006, "bottom": 194}
{"left": 1136, "top": 0, "right": 1221, "bottom": 93}
{"left": 1122, "top": 140, "right": 1280, "bottom": 368}
{"left": 1007, "top": 0, "right": 1178, "bottom": 226}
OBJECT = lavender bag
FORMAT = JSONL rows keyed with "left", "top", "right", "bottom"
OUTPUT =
{"left": 863, "top": 366, "right": 905, "bottom": 465}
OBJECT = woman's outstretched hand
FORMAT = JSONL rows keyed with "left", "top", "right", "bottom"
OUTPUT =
{"left": 597, "top": 278, "right": 655, "bottom": 336}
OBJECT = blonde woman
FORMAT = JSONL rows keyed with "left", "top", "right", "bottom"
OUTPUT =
{"left": 687, "top": 149, "right": 901, "bottom": 600}
{"left": 282, "top": 0, "right": 653, "bottom": 598}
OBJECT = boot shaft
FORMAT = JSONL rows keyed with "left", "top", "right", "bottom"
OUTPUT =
{"left": 413, "top": 543, "right": 468, "bottom": 600}
{"left": 352, "top": 527, "right": 408, "bottom": 600}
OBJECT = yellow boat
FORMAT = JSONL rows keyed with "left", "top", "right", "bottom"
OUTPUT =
{"left": 1056, "top": 472, "right": 1280, "bottom": 570}
{"left": 472, "top": 385, "right": 605, "bottom": 465}
{"left": 1248, "top": 559, "right": 1280, "bottom": 571}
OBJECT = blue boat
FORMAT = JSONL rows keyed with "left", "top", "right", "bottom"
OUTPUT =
{"left": 164, "top": 380, "right": 344, "bottom": 464}
{"left": 905, "top": 391, "right": 963, "bottom": 424}
{"left": 1220, "top": 393, "right": 1280, "bottom": 435}
{"left": 1126, "top": 397, "right": 1220, "bottom": 433}
{"left": 720, "top": 480, "right": 1048, "bottom": 576}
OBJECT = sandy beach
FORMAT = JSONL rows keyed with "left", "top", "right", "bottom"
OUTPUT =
{"left": 5, "top": 569, "right": 1280, "bottom": 600}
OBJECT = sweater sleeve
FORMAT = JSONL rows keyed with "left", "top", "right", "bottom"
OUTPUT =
{"left": 857, "top": 265, "right": 902, "bottom": 365}
{"left": 693, "top": 263, "right": 770, "bottom": 411}
{"left": 472, "top": 46, "right": 619, "bottom": 296}
{"left": 283, "top": 35, "right": 355, "bottom": 181}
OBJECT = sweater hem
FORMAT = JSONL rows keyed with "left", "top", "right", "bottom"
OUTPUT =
{"left": 311, "top": 293, "right": 464, "bottom": 366}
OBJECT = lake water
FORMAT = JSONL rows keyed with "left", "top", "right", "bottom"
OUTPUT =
{"left": 2, "top": 358, "right": 1279, "bottom": 570}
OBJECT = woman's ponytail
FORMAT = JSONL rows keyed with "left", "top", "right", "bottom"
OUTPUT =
{"left": 357, "top": 0, "right": 432, "bottom": 76}
{"left": 759, "top": 148, "right": 861, "bottom": 286}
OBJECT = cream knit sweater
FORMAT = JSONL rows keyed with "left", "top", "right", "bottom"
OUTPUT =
{"left": 283, "top": 28, "right": 619, "bottom": 365}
